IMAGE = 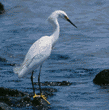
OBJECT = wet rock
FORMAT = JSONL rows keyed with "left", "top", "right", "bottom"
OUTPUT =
{"left": 0, "top": 102, "right": 13, "bottom": 110}
{"left": 0, "top": 87, "right": 25, "bottom": 97}
{"left": 0, "top": 2, "right": 5, "bottom": 14}
{"left": 0, "top": 81, "right": 71, "bottom": 109}
{"left": 0, "top": 87, "right": 54, "bottom": 109}
{"left": 93, "top": 69, "right": 109, "bottom": 85}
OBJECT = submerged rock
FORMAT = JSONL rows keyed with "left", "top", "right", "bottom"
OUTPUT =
{"left": 34, "top": 81, "right": 72, "bottom": 86}
{"left": 93, "top": 69, "right": 109, "bottom": 85}
{"left": 0, "top": 2, "right": 5, "bottom": 14}
{"left": 50, "top": 54, "right": 70, "bottom": 60}
{"left": 0, "top": 57, "right": 7, "bottom": 62}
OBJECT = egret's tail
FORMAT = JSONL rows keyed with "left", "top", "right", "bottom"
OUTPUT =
{"left": 13, "top": 65, "right": 29, "bottom": 78}
{"left": 13, "top": 66, "right": 22, "bottom": 75}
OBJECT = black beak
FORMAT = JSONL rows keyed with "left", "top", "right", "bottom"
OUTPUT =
{"left": 67, "top": 19, "right": 77, "bottom": 28}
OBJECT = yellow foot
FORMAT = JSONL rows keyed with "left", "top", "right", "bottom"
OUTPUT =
{"left": 41, "top": 93, "right": 50, "bottom": 105}
{"left": 33, "top": 93, "right": 41, "bottom": 98}
{"left": 33, "top": 93, "right": 50, "bottom": 104}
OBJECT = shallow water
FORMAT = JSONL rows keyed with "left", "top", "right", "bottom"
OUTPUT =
{"left": 0, "top": 0, "right": 109, "bottom": 109}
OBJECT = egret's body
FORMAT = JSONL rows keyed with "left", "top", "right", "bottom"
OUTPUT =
{"left": 13, "top": 10, "right": 77, "bottom": 104}
{"left": 14, "top": 36, "right": 52, "bottom": 77}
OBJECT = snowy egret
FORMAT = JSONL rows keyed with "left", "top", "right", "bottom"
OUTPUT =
{"left": 13, "top": 10, "right": 77, "bottom": 104}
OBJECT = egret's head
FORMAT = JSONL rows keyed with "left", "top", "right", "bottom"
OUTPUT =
{"left": 48, "top": 10, "right": 77, "bottom": 28}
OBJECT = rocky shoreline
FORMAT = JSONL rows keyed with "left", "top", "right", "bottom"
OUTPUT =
{"left": 0, "top": 81, "right": 72, "bottom": 110}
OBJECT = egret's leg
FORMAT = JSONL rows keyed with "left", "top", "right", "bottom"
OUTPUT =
{"left": 31, "top": 71, "right": 39, "bottom": 98}
{"left": 31, "top": 71, "right": 35, "bottom": 95}
{"left": 38, "top": 65, "right": 42, "bottom": 95}
{"left": 38, "top": 65, "right": 50, "bottom": 104}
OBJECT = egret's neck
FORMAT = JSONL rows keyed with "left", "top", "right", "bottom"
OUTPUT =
{"left": 50, "top": 19, "right": 60, "bottom": 47}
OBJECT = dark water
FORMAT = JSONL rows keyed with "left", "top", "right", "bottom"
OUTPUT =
{"left": 0, "top": 0, "right": 109, "bottom": 109}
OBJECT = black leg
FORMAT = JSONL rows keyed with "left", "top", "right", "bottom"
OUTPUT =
{"left": 37, "top": 65, "right": 50, "bottom": 104}
{"left": 31, "top": 71, "right": 35, "bottom": 95}
{"left": 38, "top": 65, "right": 42, "bottom": 95}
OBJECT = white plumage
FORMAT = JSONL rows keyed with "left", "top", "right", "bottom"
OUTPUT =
{"left": 14, "top": 36, "right": 52, "bottom": 77}
{"left": 13, "top": 10, "right": 77, "bottom": 78}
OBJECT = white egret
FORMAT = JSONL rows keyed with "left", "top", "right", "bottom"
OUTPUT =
{"left": 13, "top": 10, "right": 77, "bottom": 104}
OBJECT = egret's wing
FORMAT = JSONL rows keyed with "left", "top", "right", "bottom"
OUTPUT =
{"left": 21, "top": 55, "right": 38, "bottom": 67}
{"left": 21, "top": 53, "right": 48, "bottom": 70}
{"left": 21, "top": 35, "right": 52, "bottom": 71}
{"left": 28, "top": 54, "right": 46, "bottom": 67}
{"left": 28, "top": 54, "right": 44, "bottom": 67}
{"left": 13, "top": 54, "right": 44, "bottom": 76}
{"left": 22, "top": 41, "right": 40, "bottom": 67}
{"left": 14, "top": 36, "right": 52, "bottom": 78}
